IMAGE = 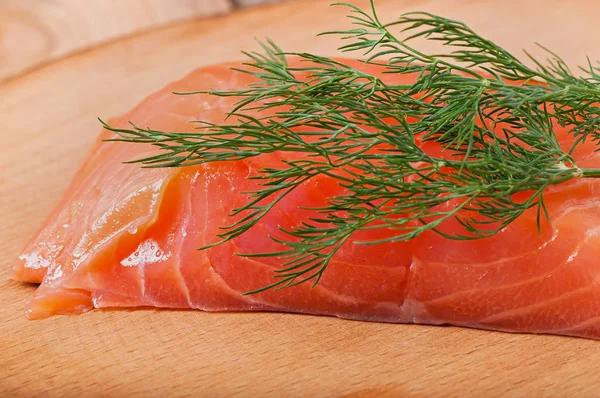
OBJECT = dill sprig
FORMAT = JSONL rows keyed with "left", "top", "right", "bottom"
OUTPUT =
{"left": 101, "top": 1, "right": 600, "bottom": 293}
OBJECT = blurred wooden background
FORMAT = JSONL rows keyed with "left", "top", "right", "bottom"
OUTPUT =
{"left": 0, "top": 0, "right": 291, "bottom": 82}
{"left": 3, "top": 0, "right": 600, "bottom": 396}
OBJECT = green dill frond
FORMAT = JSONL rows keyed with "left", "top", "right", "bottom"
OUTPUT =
{"left": 102, "top": 0, "right": 600, "bottom": 292}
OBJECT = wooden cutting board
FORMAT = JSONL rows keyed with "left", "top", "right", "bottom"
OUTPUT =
{"left": 0, "top": 0, "right": 293, "bottom": 82}
{"left": 2, "top": 0, "right": 600, "bottom": 396}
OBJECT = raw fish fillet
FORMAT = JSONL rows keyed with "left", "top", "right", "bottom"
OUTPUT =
{"left": 13, "top": 60, "right": 600, "bottom": 339}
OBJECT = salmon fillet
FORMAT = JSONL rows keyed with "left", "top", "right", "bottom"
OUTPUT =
{"left": 13, "top": 60, "right": 600, "bottom": 339}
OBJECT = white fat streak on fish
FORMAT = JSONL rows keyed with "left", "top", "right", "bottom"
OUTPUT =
{"left": 561, "top": 208, "right": 600, "bottom": 266}
{"left": 565, "top": 246, "right": 581, "bottom": 265}
{"left": 70, "top": 180, "right": 164, "bottom": 269}
{"left": 413, "top": 200, "right": 600, "bottom": 328}
{"left": 38, "top": 178, "right": 166, "bottom": 299}
{"left": 139, "top": 255, "right": 147, "bottom": 304}
{"left": 397, "top": 255, "right": 437, "bottom": 324}
{"left": 553, "top": 312, "right": 600, "bottom": 333}
{"left": 120, "top": 239, "right": 170, "bottom": 267}
{"left": 422, "top": 227, "right": 561, "bottom": 270}
{"left": 422, "top": 197, "right": 600, "bottom": 270}
{"left": 175, "top": 172, "right": 196, "bottom": 308}
{"left": 91, "top": 295, "right": 102, "bottom": 308}
{"left": 478, "top": 281, "right": 597, "bottom": 327}
{"left": 163, "top": 110, "right": 196, "bottom": 123}
{"left": 45, "top": 264, "right": 63, "bottom": 282}
{"left": 201, "top": 164, "right": 289, "bottom": 310}
{"left": 585, "top": 225, "right": 600, "bottom": 238}
{"left": 197, "top": 163, "right": 409, "bottom": 316}
{"left": 19, "top": 216, "right": 75, "bottom": 270}
{"left": 224, "top": 220, "right": 404, "bottom": 314}
{"left": 19, "top": 150, "right": 106, "bottom": 275}
{"left": 122, "top": 239, "right": 168, "bottom": 306}
{"left": 176, "top": 167, "right": 273, "bottom": 311}
{"left": 423, "top": 213, "right": 592, "bottom": 303}
{"left": 389, "top": 194, "right": 600, "bottom": 325}
{"left": 39, "top": 146, "right": 127, "bottom": 278}
{"left": 19, "top": 247, "right": 54, "bottom": 270}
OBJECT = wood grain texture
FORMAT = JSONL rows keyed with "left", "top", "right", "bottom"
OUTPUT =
{"left": 0, "top": 0, "right": 233, "bottom": 81}
{"left": 234, "top": 0, "right": 294, "bottom": 7}
{"left": 2, "top": 0, "right": 600, "bottom": 396}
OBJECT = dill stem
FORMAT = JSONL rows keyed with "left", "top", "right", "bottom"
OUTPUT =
{"left": 580, "top": 168, "right": 600, "bottom": 178}
{"left": 103, "top": 0, "right": 600, "bottom": 292}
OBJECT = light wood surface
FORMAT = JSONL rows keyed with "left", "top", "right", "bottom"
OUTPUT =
{"left": 234, "top": 0, "right": 293, "bottom": 6}
{"left": 2, "top": 0, "right": 600, "bottom": 396}
{"left": 0, "top": 0, "right": 290, "bottom": 82}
